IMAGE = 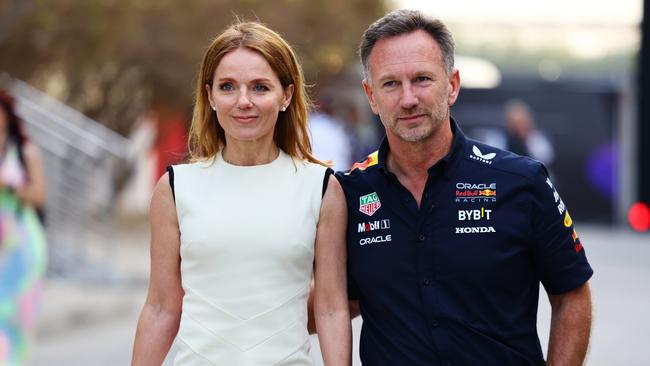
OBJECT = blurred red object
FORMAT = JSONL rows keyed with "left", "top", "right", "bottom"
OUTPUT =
{"left": 628, "top": 202, "right": 650, "bottom": 232}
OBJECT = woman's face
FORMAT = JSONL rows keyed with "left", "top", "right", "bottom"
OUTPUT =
{"left": 206, "top": 47, "right": 293, "bottom": 145}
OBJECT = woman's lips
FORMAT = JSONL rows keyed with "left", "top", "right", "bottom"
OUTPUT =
{"left": 233, "top": 115, "right": 258, "bottom": 123}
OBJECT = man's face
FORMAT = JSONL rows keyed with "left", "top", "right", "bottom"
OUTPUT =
{"left": 362, "top": 30, "right": 459, "bottom": 143}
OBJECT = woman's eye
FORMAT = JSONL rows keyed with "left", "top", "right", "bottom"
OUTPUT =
{"left": 253, "top": 84, "right": 269, "bottom": 92}
{"left": 219, "top": 82, "right": 234, "bottom": 91}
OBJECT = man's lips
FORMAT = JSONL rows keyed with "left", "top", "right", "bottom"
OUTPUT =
{"left": 397, "top": 113, "right": 426, "bottom": 122}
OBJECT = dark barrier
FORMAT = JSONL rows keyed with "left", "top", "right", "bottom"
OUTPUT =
{"left": 452, "top": 79, "right": 621, "bottom": 223}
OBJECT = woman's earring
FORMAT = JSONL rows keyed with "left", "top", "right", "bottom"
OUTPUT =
{"left": 281, "top": 106, "right": 286, "bottom": 112}
{"left": 212, "top": 106, "right": 216, "bottom": 111}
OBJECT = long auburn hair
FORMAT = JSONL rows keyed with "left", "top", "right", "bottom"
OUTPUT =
{"left": 188, "top": 21, "right": 326, "bottom": 166}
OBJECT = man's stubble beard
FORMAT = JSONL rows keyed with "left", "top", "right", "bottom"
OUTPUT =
{"left": 386, "top": 105, "right": 448, "bottom": 144}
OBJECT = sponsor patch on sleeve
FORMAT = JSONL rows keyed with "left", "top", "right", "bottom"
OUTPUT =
{"left": 359, "top": 192, "right": 381, "bottom": 216}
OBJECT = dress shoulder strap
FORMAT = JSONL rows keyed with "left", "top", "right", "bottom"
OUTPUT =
{"left": 321, "top": 167, "right": 333, "bottom": 198}
{"left": 166, "top": 165, "right": 175, "bottom": 202}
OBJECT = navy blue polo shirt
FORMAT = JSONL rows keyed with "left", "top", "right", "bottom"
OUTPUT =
{"left": 336, "top": 118, "right": 593, "bottom": 366}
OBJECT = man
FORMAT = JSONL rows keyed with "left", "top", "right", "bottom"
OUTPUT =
{"left": 503, "top": 99, "right": 555, "bottom": 166}
{"left": 336, "top": 9, "right": 593, "bottom": 365}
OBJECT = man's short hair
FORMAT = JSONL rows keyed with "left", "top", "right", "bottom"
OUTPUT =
{"left": 359, "top": 9, "right": 455, "bottom": 80}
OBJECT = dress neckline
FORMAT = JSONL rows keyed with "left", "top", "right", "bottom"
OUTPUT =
{"left": 217, "top": 148, "right": 286, "bottom": 169}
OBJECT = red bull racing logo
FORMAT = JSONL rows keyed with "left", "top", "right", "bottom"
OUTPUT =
{"left": 455, "top": 182, "right": 497, "bottom": 203}
{"left": 478, "top": 189, "right": 496, "bottom": 197}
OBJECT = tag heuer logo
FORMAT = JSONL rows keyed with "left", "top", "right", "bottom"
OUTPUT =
{"left": 359, "top": 192, "right": 381, "bottom": 216}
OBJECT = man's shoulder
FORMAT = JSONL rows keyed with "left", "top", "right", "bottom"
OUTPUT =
{"left": 459, "top": 138, "right": 545, "bottom": 182}
{"left": 335, "top": 151, "right": 381, "bottom": 181}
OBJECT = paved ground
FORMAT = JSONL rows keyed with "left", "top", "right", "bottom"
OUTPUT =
{"left": 24, "top": 222, "right": 650, "bottom": 365}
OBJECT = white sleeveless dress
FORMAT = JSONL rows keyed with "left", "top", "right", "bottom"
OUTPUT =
{"left": 171, "top": 150, "right": 327, "bottom": 365}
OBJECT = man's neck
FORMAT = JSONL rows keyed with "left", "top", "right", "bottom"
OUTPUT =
{"left": 386, "top": 120, "right": 453, "bottom": 180}
{"left": 384, "top": 119, "right": 454, "bottom": 207}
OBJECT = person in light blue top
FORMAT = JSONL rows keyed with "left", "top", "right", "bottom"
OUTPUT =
{"left": 0, "top": 90, "right": 47, "bottom": 366}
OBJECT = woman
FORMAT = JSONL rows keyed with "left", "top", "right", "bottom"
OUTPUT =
{"left": 0, "top": 90, "right": 47, "bottom": 366}
{"left": 131, "top": 22, "right": 351, "bottom": 365}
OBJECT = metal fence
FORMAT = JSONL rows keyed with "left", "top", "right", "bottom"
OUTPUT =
{"left": 1, "top": 74, "right": 131, "bottom": 283}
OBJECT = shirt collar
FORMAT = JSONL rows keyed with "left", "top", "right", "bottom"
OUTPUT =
{"left": 377, "top": 116, "right": 466, "bottom": 178}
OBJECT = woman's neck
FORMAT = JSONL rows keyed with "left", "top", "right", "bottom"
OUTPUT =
{"left": 221, "top": 140, "right": 280, "bottom": 166}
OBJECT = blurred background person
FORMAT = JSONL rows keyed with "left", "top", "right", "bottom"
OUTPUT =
{"left": 0, "top": 90, "right": 47, "bottom": 366}
{"left": 309, "top": 95, "right": 352, "bottom": 171}
{"left": 337, "top": 98, "right": 383, "bottom": 166}
{"left": 503, "top": 99, "right": 555, "bottom": 166}
{"left": 310, "top": 91, "right": 383, "bottom": 172}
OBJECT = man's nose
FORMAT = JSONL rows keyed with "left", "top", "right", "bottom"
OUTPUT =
{"left": 400, "top": 83, "right": 418, "bottom": 110}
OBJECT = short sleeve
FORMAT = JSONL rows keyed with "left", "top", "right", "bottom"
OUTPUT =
{"left": 530, "top": 164, "right": 593, "bottom": 294}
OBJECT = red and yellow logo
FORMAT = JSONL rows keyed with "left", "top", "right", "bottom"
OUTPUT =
{"left": 572, "top": 228, "right": 583, "bottom": 252}
{"left": 350, "top": 151, "right": 379, "bottom": 172}
{"left": 478, "top": 189, "right": 496, "bottom": 197}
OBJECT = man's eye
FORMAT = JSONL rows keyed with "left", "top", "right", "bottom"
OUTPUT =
{"left": 219, "top": 82, "right": 234, "bottom": 91}
{"left": 383, "top": 81, "right": 397, "bottom": 88}
{"left": 415, "top": 76, "right": 431, "bottom": 83}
